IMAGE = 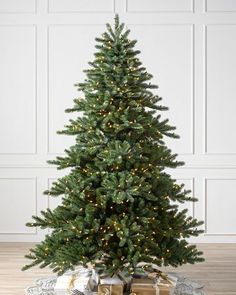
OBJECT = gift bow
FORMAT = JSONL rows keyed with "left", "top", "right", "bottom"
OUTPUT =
{"left": 136, "top": 262, "right": 176, "bottom": 287}
{"left": 65, "top": 267, "right": 92, "bottom": 291}
{"left": 99, "top": 274, "right": 124, "bottom": 295}
{"left": 100, "top": 286, "right": 112, "bottom": 295}
{"left": 147, "top": 270, "right": 174, "bottom": 286}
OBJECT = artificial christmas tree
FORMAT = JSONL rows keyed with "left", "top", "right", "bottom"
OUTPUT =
{"left": 22, "top": 15, "right": 204, "bottom": 278}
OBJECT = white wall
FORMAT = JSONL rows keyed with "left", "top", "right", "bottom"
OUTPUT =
{"left": 0, "top": 0, "right": 236, "bottom": 242}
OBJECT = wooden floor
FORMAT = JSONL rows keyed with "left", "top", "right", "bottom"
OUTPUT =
{"left": 0, "top": 243, "right": 235, "bottom": 295}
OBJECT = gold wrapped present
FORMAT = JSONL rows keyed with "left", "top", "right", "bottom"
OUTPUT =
{"left": 98, "top": 275, "right": 124, "bottom": 295}
{"left": 130, "top": 274, "right": 177, "bottom": 295}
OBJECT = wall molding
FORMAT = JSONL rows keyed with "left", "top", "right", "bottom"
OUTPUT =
{"left": 203, "top": 24, "right": 236, "bottom": 155}
{"left": 125, "top": 0, "right": 194, "bottom": 13}
{"left": 204, "top": 178, "right": 236, "bottom": 236}
{"left": 204, "top": 0, "right": 236, "bottom": 13}
{"left": 0, "top": 24, "right": 37, "bottom": 155}
{"left": 1, "top": 0, "right": 236, "bottom": 242}
{"left": 0, "top": 0, "right": 37, "bottom": 14}
{"left": 0, "top": 177, "right": 37, "bottom": 235}
{"left": 47, "top": 0, "right": 115, "bottom": 14}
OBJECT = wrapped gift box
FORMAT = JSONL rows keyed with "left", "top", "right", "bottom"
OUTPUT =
{"left": 25, "top": 272, "right": 206, "bottom": 295}
{"left": 130, "top": 275, "right": 177, "bottom": 295}
{"left": 98, "top": 275, "right": 124, "bottom": 295}
{"left": 55, "top": 266, "right": 95, "bottom": 293}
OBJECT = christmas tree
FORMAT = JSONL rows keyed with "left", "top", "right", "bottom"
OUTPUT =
{"left": 22, "top": 15, "right": 204, "bottom": 276}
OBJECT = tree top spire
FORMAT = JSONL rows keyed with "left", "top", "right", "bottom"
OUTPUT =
{"left": 114, "top": 14, "right": 120, "bottom": 29}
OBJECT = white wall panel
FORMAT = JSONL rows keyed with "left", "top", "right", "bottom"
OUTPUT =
{"left": 126, "top": 0, "right": 193, "bottom": 12}
{"left": 0, "top": 25, "right": 36, "bottom": 154}
{"left": 206, "top": 25, "right": 236, "bottom": 154}
{"left": 0, "top": 0, "right": 236, "bottom": 242}
{"left": 0, "top": 0, "right": 36, "bottom": 13}
{"left": 48, "top": 0, "right": 114, "bottom": 13}
{"left": 130, "top": 25, "right": 193, "bottom": 154}
{"left": 48, "top": 25, "right": 104, "bottom": 154}
{"left": 206, "top": 0, "right": 236, "bottom": 12}
{"left": 205, "top": 179, "right": 236, "bottom": 234}
{"left": 0, "top": 178, "right": 37, "bottom": 234}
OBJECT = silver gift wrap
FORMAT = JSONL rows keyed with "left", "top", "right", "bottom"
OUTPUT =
{"left": 54, "top": 266, "right": 97, "bottom": 293}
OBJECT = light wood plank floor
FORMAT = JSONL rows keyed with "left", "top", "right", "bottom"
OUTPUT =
{"left": 0, "top": 243, "right": 235, "bottom": 295}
